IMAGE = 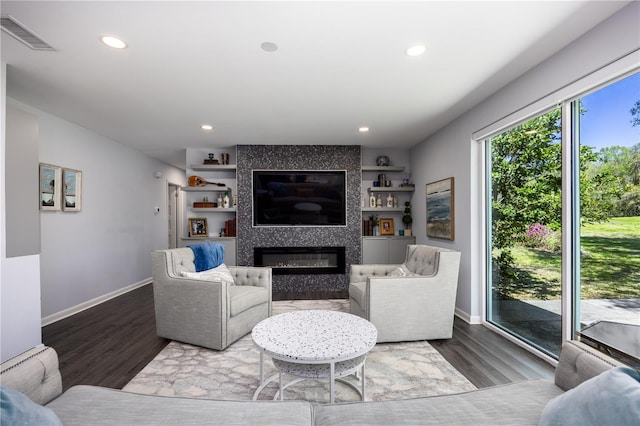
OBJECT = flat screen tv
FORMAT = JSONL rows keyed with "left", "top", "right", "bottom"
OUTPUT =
{"left": 253, "top": 170, "right": 346, "bottom": 226}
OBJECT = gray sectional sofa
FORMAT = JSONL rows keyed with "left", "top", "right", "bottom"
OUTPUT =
{"left": 1, "top": 340, "right": 635, "bottom": 425}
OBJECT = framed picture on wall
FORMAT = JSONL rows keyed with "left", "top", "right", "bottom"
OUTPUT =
{"left": 189, "top": 218, "right": 209, "bottom": 237}
{"left": 62, "top": 168, "right": 82, "bottom": 212}
{"left": 426, "top": 177, "right": 455, "bottom": 240}
{"left": 39, "top": 163, "right": 62, "bottom": 211}
{"left": 380, "top": 218, "right": 394, "bottom": 235}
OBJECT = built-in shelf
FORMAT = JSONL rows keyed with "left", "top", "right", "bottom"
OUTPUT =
{"left": 181, "top": 186, "right": 230, "bottom": 192}
{"left": 180, "top": 236, "right": 237, "bottom": 241}
{"left": 368, "top": 186, "right": 414, "bottom": 192}
{"left": 362, "top": 207, "right": 404, "bottom": 212}
{"left": 190, "top": 164, "right": 236, "bottom": 171}
{"left": 189, "top": 207, "right": 236, "bottom": 212}
{"left": 361, "top": 166, "right": 405, "bottom": 172}
{"left": 362, "top": 236, "right": 414, "bottom": 239}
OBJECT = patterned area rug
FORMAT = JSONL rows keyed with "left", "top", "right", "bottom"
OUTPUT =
{"left": 123, "top": 300, "right": 476, "bottom": 403}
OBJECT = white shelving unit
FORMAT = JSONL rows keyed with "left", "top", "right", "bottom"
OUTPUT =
{"left": 190, "top": 164, "right": 237, "bottom": 172}
{"left": 361, "top": 165, "right": 405, "bottom": 172}
{"left": 368, "top": 186, "right": 414, "bottom": 192}
{"left": 180, "top": 149, "right": 238, "bottom": 264}
{"left": 361, "top": 170, "right": 414, "bottom": 209}
{"left": 360, "top": 149, "right": 415, "bottom": 253}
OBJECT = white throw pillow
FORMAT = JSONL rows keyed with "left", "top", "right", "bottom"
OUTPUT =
{"left": 181, "top": 263, "right": 235, "bottom": 285}
{"left": 386, "top": 264, "right": 420, "bottom": 277}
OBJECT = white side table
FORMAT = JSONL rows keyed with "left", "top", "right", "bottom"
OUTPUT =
{"left": 251, "top": 310, "right": 378, "bottom": 403}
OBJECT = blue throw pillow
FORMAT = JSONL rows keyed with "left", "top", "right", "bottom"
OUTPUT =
{"left": 187, "top": 242, "right": 225, "bottom": 272}
{"left": 538, "top": 366, "right": 640, "bottom": 426}
{"left": 0, "top": 385, "right": 62, "bottom": 425}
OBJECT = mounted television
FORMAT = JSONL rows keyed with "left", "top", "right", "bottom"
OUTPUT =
{"left": 253, "top": 170, "right": 346, "bottom": 226}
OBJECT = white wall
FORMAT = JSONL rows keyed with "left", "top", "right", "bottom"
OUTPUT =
{"left": 410, "top": 2, "right": 640, "bottom": 323}
{"left": 6, "top": 98, "right": 185, "bottom": 321}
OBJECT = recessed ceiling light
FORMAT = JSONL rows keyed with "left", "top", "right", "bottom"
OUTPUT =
{"left": 405, "top": 44, "right": 426, "bottom": 57}
{"left": 358, "top": 127, "right": 370, "bottom": 133}
{"left": 201, "top": 124, "right": 214, "bottom": 131}
{"left": 261, "top": 42, "right": 278, "bottom": 52}
{"left": 100, "top": 35, "right": 127, "bottom": 49}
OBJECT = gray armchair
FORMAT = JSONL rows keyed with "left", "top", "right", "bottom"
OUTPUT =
{"left": 349, "top": 245, "right": 461, "bottom": 343}
{"left": 151, "top": 248, "right": 272, "bottom": 351}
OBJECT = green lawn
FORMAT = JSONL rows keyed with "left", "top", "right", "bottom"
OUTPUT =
{"left": 506, "top": 217, "right": 640, "bottom": 300}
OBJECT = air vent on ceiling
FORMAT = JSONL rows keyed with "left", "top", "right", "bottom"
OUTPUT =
{"left": 1, "top": 15, "right": 55, "bottom": 51}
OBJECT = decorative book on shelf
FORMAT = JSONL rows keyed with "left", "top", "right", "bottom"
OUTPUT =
{"left": 362, "top": 219, "right": 375, "bottom": 236}
{"left": 224, "top": 219, "right": 237, "bottom": 237}
{"left": 193, "top": 201, "right": 216, "bottom": 208}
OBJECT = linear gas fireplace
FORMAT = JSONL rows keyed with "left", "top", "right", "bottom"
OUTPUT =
{"left": 254, "top": 246, "right": 346, "bottom": 275}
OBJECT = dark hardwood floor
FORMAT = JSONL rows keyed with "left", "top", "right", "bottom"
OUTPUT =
{"left": 43, "top": 284, "right": 554, "bottom": 392}
{"left": 43, "top": 284, "right": 169, "bottom": 391}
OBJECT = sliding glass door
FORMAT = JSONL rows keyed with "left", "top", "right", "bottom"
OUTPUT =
{"left": 575, "top": 73, "right": 640, "bottom": 364}
{"left": 486, "top": 71, "right": 639, "bottom": 361}
{"left": 486, "top": 108, "right": 564, "bottom": 356}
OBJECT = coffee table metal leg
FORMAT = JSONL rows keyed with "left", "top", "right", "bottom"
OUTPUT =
{"left": 330, "top": 362, "right": 335, "bottom": 404}
{"left": 361, "top": 363, "right": 365, "bottom": 401}
{"left": 253, "top": 373, "right": 279, "bottom": 400}
{"left": 259, "top": 351, "right": 264, "bottom": 384}
{"left": 279, "top": 372, "right": 284, "bottom": 401}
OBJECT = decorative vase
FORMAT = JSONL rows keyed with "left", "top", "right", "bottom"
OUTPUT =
{"left": 376, "top": 155, "right": 390, "bottom": 167}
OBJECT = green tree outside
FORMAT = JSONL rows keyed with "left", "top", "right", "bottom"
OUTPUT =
{"left": 490, "top": 101, "right": 639, "bottom": 300}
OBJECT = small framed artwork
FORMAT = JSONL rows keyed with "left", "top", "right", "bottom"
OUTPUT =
{"left": 189, "top": 218, "right": 209, "bottom": 237}
{"left": 380, "top": 218, "right": 394, "bottom": 235}
{"left": 39, "top": 163, "right": 62, "bottom": 211}
{"left": 426, "top": 177, "right": 455, "bottom": 240}
{"left": 62, "top": 168, "right": 82, "bottom": 212}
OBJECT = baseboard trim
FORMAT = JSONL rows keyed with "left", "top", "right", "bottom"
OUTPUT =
{"left": 455, "top": 308, "right": 482, "bottom": 325}
{"left": 41, "top": 278, "right": 152, "bottom": 327}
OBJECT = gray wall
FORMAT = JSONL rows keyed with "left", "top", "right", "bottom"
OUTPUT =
{"left": 7, "top": 98, "right": 186, "bottom": 320}
{"left": 237, "top": 145, "right": 361, "bottom": 294}
{"left": 410, "top": 2, "right": 640, "bottom": 323}
{"left": 1, "top": 62, "right": 43, "bottom": 362}
{"left": 5, "top": 105, "right": 39, "bottom": 257}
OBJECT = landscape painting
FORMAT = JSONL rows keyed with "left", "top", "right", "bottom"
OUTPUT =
{"left": 426, "top": 177, "right": 454, "bottom": 240}
{"left": 39, "top": 163, "right": 61, "bottom": 211}
{"left": 62, "top": 168, "right": 82, "bottom": 212}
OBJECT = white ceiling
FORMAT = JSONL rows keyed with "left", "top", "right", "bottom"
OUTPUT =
{"left": 0, "top": 1, "right": 631, "bottom": 169}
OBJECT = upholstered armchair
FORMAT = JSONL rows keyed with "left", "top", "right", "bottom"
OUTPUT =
{"left": 349, "top": 245, "right": 461, "bottom": 343}
{"left": 151, "top": 248, "right": 272, "bottom": 351}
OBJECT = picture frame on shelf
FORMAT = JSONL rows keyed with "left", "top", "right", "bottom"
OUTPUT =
{"left": 39, "top": 163, "right": 62, "bottom": 211}
{"left": 426, "top": 177, "right": 455, "bottom": 240}
{"left": 62, "top": 168, "right": 82, "bottom": 212}
{"left": 380, "top": 218, "right": 394, "bottom": 235}
{"left": 189, "top": 218, "right": 208, "bottom": 237}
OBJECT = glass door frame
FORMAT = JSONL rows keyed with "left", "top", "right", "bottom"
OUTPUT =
{"left": 481, "top": 59, "right": 640, "bottom": 361}
{"left": 483, "top": 104, "right": 566, "bottom": 360}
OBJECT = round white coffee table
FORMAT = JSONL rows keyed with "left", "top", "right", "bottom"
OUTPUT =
{"left": 251, "top": 310, "right": 377, "bottom": 403}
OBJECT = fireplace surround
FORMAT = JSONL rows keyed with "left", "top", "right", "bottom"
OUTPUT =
{"left": 236, "top": 145, "right": 362, "bottom": 297}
